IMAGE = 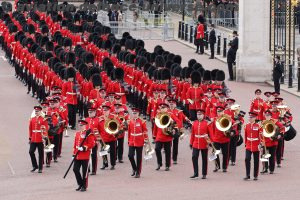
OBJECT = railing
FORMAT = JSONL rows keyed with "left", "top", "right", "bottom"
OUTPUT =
{"left": 177, "top": 21, "right": 232, "bottom": 58}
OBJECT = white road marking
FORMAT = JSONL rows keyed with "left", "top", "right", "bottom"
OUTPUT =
{"left": 7, "top": 161, "right": 15, "bottom": 175}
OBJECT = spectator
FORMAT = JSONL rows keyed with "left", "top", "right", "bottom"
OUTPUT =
{"left": 273, "top": 56, "right": 284, "bottom": 93}
{"left": 209, "top": 24, "right": 216, "bottom": 59}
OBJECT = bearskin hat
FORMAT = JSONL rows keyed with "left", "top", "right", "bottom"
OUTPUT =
{"left": 122, "top": 32, "right": 130, "bottom": 38}
{"left": 155, "top": 55, "right": 165, "bottom": 68}
{"left": 89, "top": 66, "right": 100, "bottom": 77}
{"left": 84, "top": 53, "right": 94, "bottom": 64}
{"left": 136, "top": 40, "right": 145, "bottom": 48}
{"left": 192, "top": 63, "right": 202, "bottom": 71}
{"left": 125, "top": 39, "right": 134, "bottom": 50}
{"left": 185, "top": 67, "right": 194, "bottom": 79}
{"left": 46, "top": 41, "right": 54, "bottom": 51}
{"left": 92, "top": 74, "right": 102, "bottom": 87}
{"left": 66, "top": 67, "right": 76, "bottom": 79}
{"left": 65, "top": 52, "right": 76, "bottom": 65}
{"left": 28, "top": 24, "right": 35, "bottom": 34}
{"left": 59, "top": 67, "right": 67, "bottom": 80}
{"left": 203, "top": 70, "right": 211, "bottom": 81}
{"left": 112, "top": 44, "right": 121, "bottom": 54}
{"left": 43, "top": 51, "right": 53, "bottom": 63}
{"left": 114, "top": 68, "right": 124, "bottom": 81}
{"left": 161, "top": 68, "right": 171, "bottom": 80}
{"left": 138, "top": 56, "right": 147, "bottom": 69}
{"left": 173, "top": 55, "right": 182, "bottom": 65}
{"left": 173, "top": 67, "right": 182, "bottom": 78}
{"left": 103, "top": 40, "right": 112, "bottom": 50}
{"left": 191, "top": 71, "right": 202, "bottom": 84}
{"left": 40, "top": 25, "right": 49, "bottom": 34}
{"left": 147, "top": 66, "right": 156, "bottom": 79}
{"left": 165, "top": 60, "right": 174, "bottom": 70}
{"left": 216, "top": 70, "right": 225, "bottom": 81}
{"left": 211, "top": 69, "right": 219, "bottom": 81}
{"left": 63, "top": 37, "right": 72, "bottom": 47}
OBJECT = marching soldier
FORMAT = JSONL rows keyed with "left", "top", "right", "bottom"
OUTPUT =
{"left": 29, "top": 106, "right": 48, "bottom": 173}
{"left": 261, "top": 109, "right": 284, "bottom": 174}
{"left": 85, "top": 108, "right": 100, "bottom": 175}
{"left": 127, "top": 108, "right": 148, "bottom": 178}
{"left": 154, "top": 103, "right": 180, "bottom": 171}
{"left": 244, "top": 112, "right": 261, "bottom": 181}
{"left": 250, "top": 89, "right": 264, "bottom": 121}
{"left": 190, "top": 109, "right": 210, "bottom": 179}
{"left": 73, "top": 120, "right": 95, "bottom": 192}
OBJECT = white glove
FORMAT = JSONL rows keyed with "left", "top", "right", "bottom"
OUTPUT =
{"left": 77, "top": 146, "right": 84, "bottom": 151}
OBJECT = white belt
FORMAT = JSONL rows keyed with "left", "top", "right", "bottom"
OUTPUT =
{"left": 195, "top": 134, "right": 208, "bottom": 138}
{"left": 67, "top": 92, "right": 76, "bottom": 95}
{"left": 131, "top": 133, "right": 142, "bottom": 136}
{"left": 253, "top": 109, "right": 260, "bottom": 113}
{"left": 32, "top": 130, "right": 42, "bottom": 133}
{"left": 247, "top": 137, "right": 259, "bottom": 141}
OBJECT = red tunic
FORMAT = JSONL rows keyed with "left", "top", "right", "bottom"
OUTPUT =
{"left": 128, "top": 118, "right": 148, "bottom": 147}
{"left": 190, "top": 120, "right": 210, "bottom": 149}
{"left": 244, "top": 123, "right": 261, "bottom": 152}
{"left": 73, "top": 131, "right": 95, "bottom": 160}
{"left": 29, "top": 116, "right": 48, "bottom": 143}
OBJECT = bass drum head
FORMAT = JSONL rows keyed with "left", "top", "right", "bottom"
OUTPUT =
{"left": 236, "top": 135, "right": 244, "bottom": 147}
{"left": 284, "top": 125, "right": 297, "bottom": 141}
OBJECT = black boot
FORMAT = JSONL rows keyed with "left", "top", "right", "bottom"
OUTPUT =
{"left": 243, "top": 176, "right": 250, "bottom": 181}
{"left": 30, "top": 167, "right": 38, "bottom": 172}
{"left": 76, "top": 185, "right": 82, "bottom": 191}
{"left": 100, "top": 163, "right": 108, "bottom": 170}
{"left": 131, "top": 170, "right": 136, "bottom": 176}
{"left": 190, "top": 174, "right": 199, "bottom": 179}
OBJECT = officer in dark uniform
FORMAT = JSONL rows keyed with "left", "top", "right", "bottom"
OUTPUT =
{"left": 273, "top": 56, "right": 283, "bottom": 93}
{"left": 209, "top": 24, "right": 216, "bottom": 59}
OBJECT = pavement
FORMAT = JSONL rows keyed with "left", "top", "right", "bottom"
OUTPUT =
{"left": 1, "top": 39, "right": 300, "bottom": 200}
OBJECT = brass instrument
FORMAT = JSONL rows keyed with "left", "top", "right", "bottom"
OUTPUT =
{"left": 216, "top": 114, "right": 232, "bottom": 137}
{"left": 104, "top": 118, "right": 120, "bottom": 135}
{"left": 261, "top": 120, "right": 276, "bottom": 138}
{"left": 277, "top": 105, "right": 288, "bottom": 118}
{"left": 41, "top": 126, "right": 55, "bottom": 153}
{"left": 144, "top": 139, "right": 155, "bottom": 160}
{"left": 260, "top": 134, "right": 271, "bottom": 162}
{"left": 205, "top": 137, "right": 221, "bottom": 161}
{"left": 154, "top": 112, "right": 172, "bottom": 129}
{"left": 230, "top": 104, "right": 240, "bottom": 116}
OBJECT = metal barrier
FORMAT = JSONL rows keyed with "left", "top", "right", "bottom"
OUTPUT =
{"left": 177, "top": 21, "right": 232, "bottom": 59}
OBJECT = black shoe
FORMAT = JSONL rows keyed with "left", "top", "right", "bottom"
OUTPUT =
{"left": 46, "top": 164, "right": 50, "bottom": 168}
{"left": 71, "top": 127, "right": 76, "bottom": 130}
{"left": 135, "top": 173, "right": 140, "bottom": 178}
{"left": 38, "top": 169, "right": 42, "bottom": 173}
{"left": 54, "top": 159, "right": 58, "bottom": 163}
{"left": 253, "top": 177, "right": 258, "bottom": 181}
{"left": 277, "top": 164, "right": 281, "bottom": 168}
{"left": 209, "top": 57, "right": 214, "bottom": 59}
{"left": 156, "top": 165, "right": 161, "bottom": 171}
{"left": 260, "top": 170, "right": 268, "bottom": 174}
{"left": 231, "top": 162, "right": 235, "bottom": 166}
{"left": 31, "top": 167, "right": 38, "bottom": 172}
{"left": 173, "top": 160, "right": 177, "bottom": 165}
{"left": 27, "top": 91, "right": 30, "bottom": 94}
{"left": 165, "top": 167, "right": 170, "bottom": 171}
{"left": 223, "top": 169, "right": 227, "bottom": 173}
{"left": 131, "top": 170, "right": 136, "bottom": 176}
{"left": 80, "top": 187, "right": 86, "bottom": 192}
{"left": 227, "top": 78, "right": 234, "bottom": 81}
{"left": 202, "top": 175, "right": 206, "bottom": 179}
{"left": 213, "top": 168, "right": 219, "bottom": 172}
{"left": 76, "top": 186, "right": 82, "bottom": 191}
{"left": 118, "top": 160, "right": 124, "bottom": 163}
{"left": 243, "top": 176, "right": 250, "bottom": 181}
{"left": 190, "top": 174, "right": 198, "bottom": 179}
{"left": 270, "top": 171, "right": 274, "bottom": 174}
{"left": 100, "top": 164, "right": 108, "bottom": 170}
{"left": 110, "top": 166, "right": 115, "bottom": 170}
{"left": 90, "top": 172, "right": 96, "bottom": 175}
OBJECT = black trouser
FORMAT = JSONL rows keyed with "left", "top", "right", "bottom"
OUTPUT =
{"left": 196, "top": 39, "right": 204, "bottom": 54}
{"left": 117, "top": 137, "right": 124, "bottom": 161}
{"left": 52, "top": 134, "right": 59, "bottom": 160}
{"left": 78, "top": 98, "right": 84, "bottom": 118}
{"left": 245, "top": 150, "right": 259, "bottom": 178}
{"left": 73, "top": 159, "right": 89, "bottom": 188}
{"left": 138, "top": 93, "right": 143, "bottom": 112}
{"left": 172, "top": 137, "right": 179, "bottom": 162}
{"left": 229, "top": 135, "right": 238, "bottom": 163}
{"left": 276, "top": 139, "right": 284, "bottom": 165}
{"left": 27, "top": 75, "right": 32, "bottom": 93}
{"left": 45, "top": 138, "right": 53, "bottom": 165}
{"left": 192, "top": 148, "right": 208, "bottom": 176}
{"left": 91, "top": 143, "right": 98, "bottom": 173}
{"left": 210, "top": 43, "right": 215, "bottom": 58}
{"left": 103, "top": 141, "right": 116, "bottom": 166}
{"left": 265, "top": 146, "right": 277, "bottom": 172}
{"left": 155, "top": 141, "right": 171, "bottom": 167}
{"left": 228, "top": 62, "right": 234, "bottom": 80}
{"left": 29, "top": 142, "right": 44, "bottom": 170}
{"left": 214, "top": 142, "right": 229, "bottom": 170}
{"left": 67, "top": 104, "right": 77, "bottom": 128}
{"left": 142, "top": 97, "right": 148, "bottom": 116}
{"left": 83, "top": 103, "right": 89, "bottom": 118}
{"left": 273, "top": 77, "right": 280, "bottom": 94}
{"left": 58, "top": 133, "right": 63, "bottom": 156}
{"left": 189, "top": 109, "right": 197, "bottom": 121}
{"left": 128, "top": 146, "right": 143, "bottom": 174}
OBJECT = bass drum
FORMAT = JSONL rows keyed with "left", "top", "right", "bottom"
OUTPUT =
{"left": 236, "top": 135, "right": 244, "bottom": 147}
{"left": 284, "top": 125, "right": 297, "bottom": 141}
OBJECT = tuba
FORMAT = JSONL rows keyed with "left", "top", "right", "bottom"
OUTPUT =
{"left": 277, "top": 105, "right": 288, "bottom": 118}
{"left": 155, "top": 112, "right": 172, "bottom": 129}
{"left": 261, "top": 120, "right": 276, "bottom": 138}
{"left": 104, "top": 118, "right": 120, "bottom": 135}
{"left": 216, "top": 114, "right": 232, "bottom": 137}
